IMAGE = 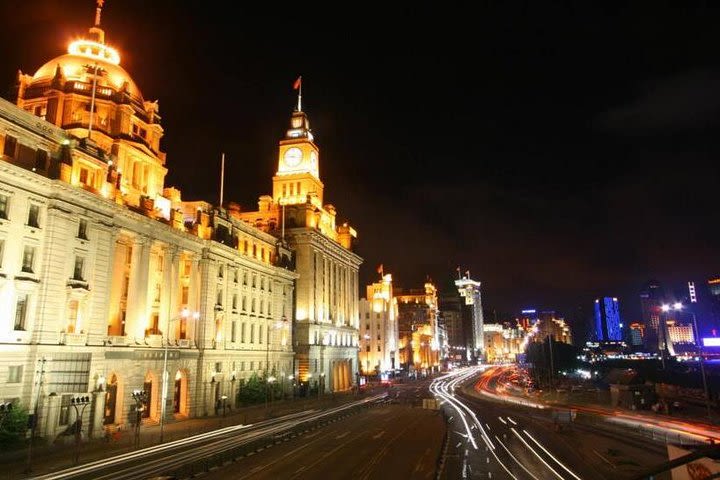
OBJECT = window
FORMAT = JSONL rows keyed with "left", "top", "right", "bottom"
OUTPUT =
{"left": 73, "top": 256, "right": 85, "bottom": 281}
{"left": 377, "top": 345, "right": 381, "bottom": 352}
{"left": 251, "top": 298, "right": 256, "bottom": 313}
{"left": 240, "top": 361, "right": 245, "bottom": 371}
{"left": 14, "top": 294, "right": 28, "bottom": 330}
{"left": 22, "top": 245, "right": 35, "bottom": 273}
{"left": 183, "top": 259, "right": 192, "bottom": 276}
{"left": 252, "top": 274, "right": 256, "bottom": 288}
{"left": 59, "top": 395, "right": 72, "bottom": 426}
{"left": 8, "top": 365, "right": 22, "bottom": 383}
{"left": 365, "top": 312, "right": 369, "bottom": 319}
{"left": 259, "top": 301, "right": 264, "bottom": 315}
{"left": 268, "top": 301, "right": 272, "bottom": 316}
{"left": 216, "top": 290, "right": 223, "bottom": 306}
{"left": 250, "top": 324, "right": 255, "bottom": 344}
{"left": 260, "top": 277, "right": 265, "bottom": 290}
{"left": 79, "top": 168, "right": 94, "bottom": 186}
{"left": 241, "top": 323, "right": 246, "bottom": 343}
{"left": 215, "top": 362, "right": 222, "bottom": 373}
{"left": 250, "top": 361, "right": 254, "bottom": 371}
{"left": 0, "top": 194, "right": 7, "bottom": 219}
{"left": 231, "top": 321, "right": 236, "bottom": 342}
{"left": 67, "top": 299, "right": 79, "bottom": 333}
{"left": 366, "top": 346, "right": 370, "bottom": 352}
{"left": 297, "top": 182, "right": 301, "bottom": 195}
{"left": 243, "top": 271, "right": 248, "bottom": 285}
{"left": 35, "top": 149, "right": 48, "bottom": 170}
{"left": 27, "top": 204, "right": 40, "bottom": 228}
{"left": 78, "top": 219, "right": 88, "bottom": 240}
{"left": 181, "top": 286, "right": 189, "bottom": 304}
{"left": 218, "top": 265, "right": 224, "bottom": 279}
{"left": 242, "top": 296, "right": 247, "bottom": 311}
{"left": 232, "top": 294, "right": 238, "bottom": 310}
{"left": 3, "top": 135, "right": 17, "bottom": 158}
{"left": 233, "top": 269, "right": 238, "bottom": 283}
{"left": 259, "top": 325, "right": 264, "bottom": 344}
{"left": 0, "top": 238, "right": 4, "bottom": 268}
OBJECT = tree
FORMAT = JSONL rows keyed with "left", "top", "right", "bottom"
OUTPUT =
{"left": 237, "top": 373, "right": 265, "bottom": 406}
{"left": 0, "top": 405, "right": 29, "bottom": 449}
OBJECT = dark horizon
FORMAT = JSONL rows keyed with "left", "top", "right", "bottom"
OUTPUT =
{"left": 2, "top": 1, "right": 719, "bottom": 335}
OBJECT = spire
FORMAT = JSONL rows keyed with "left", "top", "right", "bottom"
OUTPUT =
{"left": 293, "top": 76, "right": 302, "bottom": 112}
{"left": 94, "top": 0, "right": 104, "bottom": 27}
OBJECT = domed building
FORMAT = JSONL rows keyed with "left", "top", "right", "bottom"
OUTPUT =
{"left": 15, "top": 4, "right": 166, "bottom": 209}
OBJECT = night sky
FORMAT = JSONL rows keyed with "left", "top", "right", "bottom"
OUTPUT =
{"left": 2, "top": 1, "right": 720, "bottom": 333}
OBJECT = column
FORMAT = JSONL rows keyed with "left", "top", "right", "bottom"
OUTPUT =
{"left": 126, "top": 235, "right": 151, "bottom": 340}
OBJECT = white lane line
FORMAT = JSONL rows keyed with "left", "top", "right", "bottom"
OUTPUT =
{"left": 335, "top": 431, "right": 349, "bottom": 439}
{"left": 523, "top": 430, "right": 582, "bottom": 480}
{"left": 372, "top": 430, "right": 385, "bottom": 439}
{"left": 498, "top": 417, "right": 507, "bottom": 425}
{"left": 507, "top": 417, "right": 517, "bottom": 425}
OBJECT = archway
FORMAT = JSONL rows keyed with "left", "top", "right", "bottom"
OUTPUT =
{"left": 173, "top": 369, "right": 190, "bottom": 416}
{"left": 104, "top": 374, "right": 120, "bottom": 425}
{"left": 143, "top": 371, "right": 157, "bottom": 419}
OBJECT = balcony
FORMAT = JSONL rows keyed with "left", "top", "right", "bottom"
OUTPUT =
{"left": 106, "top": 335, "right": 128, "bottom": 346}
{"left": 67, "top": 279, "right": 90, "bottom": 291}
{"left": 61, "top": 332, "right": 87, "bottom": 346}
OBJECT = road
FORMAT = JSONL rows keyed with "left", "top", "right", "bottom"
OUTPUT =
{"left": 433, "top": 367, "right": 669, "bottom": 480}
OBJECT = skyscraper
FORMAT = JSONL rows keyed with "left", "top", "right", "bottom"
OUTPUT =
{"left": 640, "top": 280, "right": 664, "bottom": 352}
{"left": 594, "top": 297, "right": 622, "bottom": 341}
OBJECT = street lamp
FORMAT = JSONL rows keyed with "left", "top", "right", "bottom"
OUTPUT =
{"left": 131, "top": 389, "right": 148, "bottom": 449}
{"left": 669, "top": 302, "right": 711, "bottom": 420}
{"left": 220, "top": 395, "right": 228, "bottom": 426}
{"left": 71, "top": 395, "right": 92, "bottom": 465}
{"left": 288, "top": 375, "right": 295, "bottom": 400}
{"left": 659, "top": 304, "right": 671, "bottom": 370}
{"left": 267, "top": 376, "right": 276, "bottom": 407}
{"left": 319, "top": 372, "right": 325, "bottom": 398}
{"left": 160, "top": 308, "right": 199, "bottom": 443}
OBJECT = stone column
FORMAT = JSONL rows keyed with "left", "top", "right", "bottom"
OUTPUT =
{"left": 125, "top": 235, "right": 151, "bottom": 340}
{"left": 90, "top": 390, "right": 106, "bottom": 439}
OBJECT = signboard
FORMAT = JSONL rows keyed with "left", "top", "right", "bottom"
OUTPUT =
{"left": 668, "top": 444, "right": 720, "bottom": 480}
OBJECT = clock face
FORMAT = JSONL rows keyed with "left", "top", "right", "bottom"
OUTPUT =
{"left": 283, "top": 147, "right": 302, "bottom": 167}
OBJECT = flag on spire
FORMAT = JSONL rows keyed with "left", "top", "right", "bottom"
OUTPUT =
{"left": 293, "top": 76, "right": 302, "bottom": 90}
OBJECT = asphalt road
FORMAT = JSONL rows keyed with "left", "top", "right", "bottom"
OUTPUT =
{"left": 208, "top": 395, "right": 445, "bottom": 480}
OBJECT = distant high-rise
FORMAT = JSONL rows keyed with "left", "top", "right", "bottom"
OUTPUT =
{"left": 594, "top": 297, "right": 622, "bottom": 341}
{"left": 640, "top": 280, "right": 664, "bottom": 352}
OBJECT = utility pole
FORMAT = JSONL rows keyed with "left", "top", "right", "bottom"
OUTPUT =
{"left": 25, "top": 357, "right": 47, "bottom": 474}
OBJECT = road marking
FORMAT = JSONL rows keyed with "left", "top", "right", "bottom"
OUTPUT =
{"left": 372, "top": 430, "right": 385, "bottom": 439}
{"left": 498, "top": 417, "right": 507, "bottom": 424}
{"left": 507, "top": 417, "right": 517, "bottom": 425}
{"left": 335, "top": 431, "right": 349, "bottom": 439}
{"left": 294, "top": 466, "right": 306, "bottom": 474}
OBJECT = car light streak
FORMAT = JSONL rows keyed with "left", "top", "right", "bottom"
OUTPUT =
{"left": 494, "top": 434, "right": 540, "bottom": 480}
{"left": 523, "top": 430, "right": 581, "bottom": 480}
{"left": 510, "top": 427, "right": 564, "bottom": 480}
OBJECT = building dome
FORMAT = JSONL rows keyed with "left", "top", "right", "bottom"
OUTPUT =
{"left": 30, "top": 51, "right": 144, "bottom": 104}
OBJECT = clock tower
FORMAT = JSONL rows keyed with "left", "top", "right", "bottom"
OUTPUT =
{"left": 273, "top": 109, "right": 324, "bottom": 208}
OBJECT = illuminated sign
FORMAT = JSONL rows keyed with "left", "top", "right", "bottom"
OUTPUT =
{"left": 689, "top": 281, "right": 697, "bottom": 303}
{"left": 703, "top": 337, "right": 720, "bottom": 347}
{"left": 521, "top": 309, "right": 536, "bottom": 314}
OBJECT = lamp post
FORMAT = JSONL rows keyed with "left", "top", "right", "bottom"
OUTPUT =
{"left": 71, "top": 395, "right": 92, "bottom": 465}
{"left": 131, "top": 389, "right": 148, "bottom": 449}
{"left": 670, "top": 302, "right": 711, "bottom": 420}
{"left": 288, "top": 375, "right": 295, "bottom": 400}
{"left": 25, "top": 356, "right": 48, "bottom": 475}
{"left": 160, "top": 308, "right": 199, "bottom": 443}
{"left": 219, "top": 395, "right": 228, "bottom": 426}
{"left": 319, "top": 372, "right": 325, "bottom": 398}
{"left": 363, "top": 333, "right": 371, "bottom": 376}
{"left": 265, "top": 316, "right": 287, "bottom": 411}
{"left": 659, "top": 304, "right": 672, "bottom": 370}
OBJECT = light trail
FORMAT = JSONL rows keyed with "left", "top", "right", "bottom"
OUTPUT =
{"left": 523, "top": 430, "right": 581, "bottom": 480}
{"left": 494, "top": 434, "right": 540, "bottom": 480}
{"left": 510, "top": 427, "right": 564, "bottom": 480}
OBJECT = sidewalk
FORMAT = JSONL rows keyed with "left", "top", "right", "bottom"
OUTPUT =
{"left": 1, "top": 392, "right": 363, "bottom": 480}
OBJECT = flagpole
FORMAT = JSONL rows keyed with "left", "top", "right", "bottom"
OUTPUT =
{"left": 219, "top": 152, "right": 225, "bottom": 208}
{"left": 297, "top": 77, "right": 302, "bottom": 112}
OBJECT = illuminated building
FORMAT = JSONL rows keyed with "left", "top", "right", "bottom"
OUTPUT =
{"left": 0, "top": 5, "right": 296, "bottom": 440}
{"left": 640, "top": 279, "right": 664, "bottom": 352}
{"left": 454, "top": 272, "right": 485, "bottom": 358}
{"left": 395, "top": 282, "right": 440, "bottom": 373}
{"left": 358, "top": 273, "right": 399, "bottom": 374}
{"left": 629, "top": 322, "right": 645, "bottom": 347}
{"left": 482, "top": 323, "right": 526, "bottom": 363}
{"left": 667, "top": 321, "right": 695, "bottom": 345}
{"left": 532, "top": 311, "right": 573, "bottom": 345}
{"left": 439, "top": 295, "right": 467, "bottom": 357}
{"left": 594, "top": 297, "right": 622, "bottom": 341}
{"left": 234, "top": 89, "right": 361, "bottom": 393}
{"left": 518, "top": 309, "right": 538, "bottom": 330}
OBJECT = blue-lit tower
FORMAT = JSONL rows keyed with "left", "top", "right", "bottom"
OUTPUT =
{"left": 594, "top": 297, "right": 622, "bottom": 341}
